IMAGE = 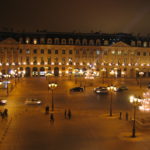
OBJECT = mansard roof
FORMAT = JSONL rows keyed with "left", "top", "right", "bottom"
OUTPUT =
{"left": 0, "top": 31, "right": 149, "bottom": 46}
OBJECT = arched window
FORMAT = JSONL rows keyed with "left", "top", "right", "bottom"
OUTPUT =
{"left": 61, "top": 39, "right": 66, "bottom": 45}
{"left": 33, "top": 38, "right": 37, "bottom": 44}
{"left": 54, "top": 38, "right": 60, "bottom": 45}
{"left": 82, "top": 39, "right": 87, "bottom": 45}
{"left": 40, "top": 38, "right": 45, "bottom": 44}
{"left": 25, "top": 37, "right": 30, "bottom": 44}
{"left": 47, "top": 38, "right": 53, "bottom": 44}
{"left": 131, "top": 41, "right": 136, "bottom": 46}
{"left": 75, "top": 39, "right": 81, "bottom": 45}
{"left": 89, "top": 39, "right": 94, "bottom": 46}
{"left": 69, "top": 38, "right": 74, "bottom": 45}
{"left": 96, "top": 39, "right": 101, "bottom": 46}
{"left": 143, "top": 41, "right": 147, "bottom": 47}
{"left": 137, "top": 41, "right": 141, "bottom": 47}
{"left": 104, "top": 40, "right": 109, "bottom": 46}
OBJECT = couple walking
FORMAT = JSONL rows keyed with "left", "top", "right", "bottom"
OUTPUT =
{"left": 64, "top": 109, "right": 72, "bottom": 120}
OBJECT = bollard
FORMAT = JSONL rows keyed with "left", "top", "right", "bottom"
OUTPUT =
{"left": 119, "top": 112, "right": 122, "bottom": 120}
{"left": 126, "top": 112, "right": 129, "bottom": 121}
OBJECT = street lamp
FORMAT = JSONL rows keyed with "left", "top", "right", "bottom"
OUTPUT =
{"left": 48, "top": 82, "right": 58, "bottom": 111}
{"left": 0, "top": 72, "right": 2, "bottom": 83}
{"left": 110, "top": 70, "right": 115, "bottom": 84}
{"left": 129, "top": 95, "right": 141, "bottom": 138}
{"left": 107, "top": 85, "right": 116, "bottom": 116}
{"left": 5, "top": 74, "right": 10, "bottom": 96}
{"left": 79, "top": 70, "right": 83, "bottom": 87}
{"left": 121, "top": 71, "right": 125, "bottom": 78}
{"left": 139, "top": 72, "right": 144, "bottom": 88}
{"left": 101, "top": 68, "right": 106, "bottom": 83}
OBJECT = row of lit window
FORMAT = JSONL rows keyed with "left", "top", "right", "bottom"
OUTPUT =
{"left": 107, "top": 51, "right": 150, "bottom": 56}
{"left": 20, "top": 49, "right": 150, "bottom": 56}
{"left": 19, "top": 49, "right": 101, "bottom": 55}
{"left": 0, "top": 62, "right": 150, "bottom": 67}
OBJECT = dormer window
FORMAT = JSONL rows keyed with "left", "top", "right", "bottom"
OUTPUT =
{"left": 89, "top": 40, "right": 94, "bottom": 46}
{"left": 96, "top": 39, "right": 101, "bottom": 46}
{"left": 82, "top": 39, "right": 87, "bottom": 45}
{"left": 61, "top": 39, "right": 66, "bottom": 45}
{"left": 33, "top": 38, "right": 37, "bottom": 44}
{"left": 54, "top": 38, "right": 60, "bottom": 45}
{"left": 104, "top": 40, "right": 109, "bottom": 46}
{"left": 69, "top": 38, "right": 74, "bottom": 45}
{"left": 47, "top": 38, "right": 53, "bottom": 44}
{"left": 25, "top": 37, "right": 30, "bottom": 44}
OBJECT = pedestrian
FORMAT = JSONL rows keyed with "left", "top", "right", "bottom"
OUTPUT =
{"left": 45, "top": 106, "right": 49, "bottom": 114}
{"left": 126, "top": 112, "right": 129, "bottom": 121}
{"left": 64, "top": 109, "right": 67, "bottom": 119}
{"left": 68, "top": 109, "right": 72, "bottom": 120}
{"left": 3, "top": 109, "right": 8, "bottom": 117}
{"left": 84, "top": 85, "right": 86, "bottom": 90}
{"left": 0, "top": 110, "right": 2, "bottom": 119}
{"left": 50, "top": 113, "right": 54, "bottom": 123}
{"left": 119, "top": 112, "right": 122, "bottom": 120}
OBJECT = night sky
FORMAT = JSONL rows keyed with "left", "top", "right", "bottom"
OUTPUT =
{"left": 1, "top": 0, "right": 150, "bottom": 34}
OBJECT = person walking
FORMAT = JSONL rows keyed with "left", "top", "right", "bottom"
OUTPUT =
{"left": 4, "top": 109, "right": 8, "bottom": 117}
{"left": 45, "top": 106, "right": 49, "bottom": 114}
{"left": 126, "top": 112, "right": 129, "bottom": 121}
{"left": 50, "top": 113, "right": 54, "bottom": 123}
{"left": 119, "top": 112, "right": 122, "bottom": 120}
{"left": 64, "top": 109, "right": 67, "bottom": 119}
{"left": 68, "top": 109, "right": 72, "bottom": 120}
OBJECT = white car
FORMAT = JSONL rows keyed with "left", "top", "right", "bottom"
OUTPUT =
{"left": 94, "top": 87, "right": 108, "bottom": 94}
{"left": 0, "top": 99, "right": 7, "bottom": 105}
{"left": 25, "top": 98, "right": 42, "bottom": 105}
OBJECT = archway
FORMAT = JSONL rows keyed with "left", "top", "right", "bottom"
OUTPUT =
{"left": 32, "top": 67, "right": 38, "bottom": 77}
{"left": 40, "top": 67, "right": 45, "bottom": 76}
{"left": 54, "top": 67, "right": 59, "bottom": 76}
{"left": 25, "top": 67, "right": 31, "bottom": 77}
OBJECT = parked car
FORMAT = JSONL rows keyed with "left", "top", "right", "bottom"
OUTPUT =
{"left": 114, "top": 86, "right": 128, "bottom": 92}
{"left": 0, "top": 99, "right": 7, "bottom": 105}
{"left": 94, "top": 87, "right": 108, "bottom": 94}
{"left": 25, "top": 98, "right": 42, "bottom": 105}
{"left": 70, "top": 87, "right": 84, "bottom": 92}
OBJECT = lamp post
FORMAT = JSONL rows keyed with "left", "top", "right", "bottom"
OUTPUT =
{"left": 79, "top": 70, "right": 83, "bottom": 87}
{"left": 121, "top": 71, "right": 125, "bottom": 78}
{"left": 107, "top": 85, "right": 116, "bottom": 116}
{"left": 48, "top": 82, "right": 58, "bottom": 111}
{"left": 110, "top": 70, "right": 115, "bottom": 85}
{"left": 129, "top": 95, "right": 141, "bottom": 138}
{"left": 5, "top": 74, "right": 10, "bottom": 96}
{"left": 101, "top": 68, "right": 106, "bottom": 84}
{"left": 139, "top": 72, "right": 144, "bottom": 88}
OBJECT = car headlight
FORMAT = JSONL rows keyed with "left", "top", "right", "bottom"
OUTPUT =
{"left": 96, "top": 90, "right": 100, "bottom": 93}
{"left": 1, "top": 100, "right": 7, "bottom": 104}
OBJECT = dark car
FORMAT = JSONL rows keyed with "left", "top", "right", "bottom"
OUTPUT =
{"left": 70, "top": 87, "right": 84, "bottom": 92}
{"left": 114, "top": 86, "right": 128, "bottom": 92}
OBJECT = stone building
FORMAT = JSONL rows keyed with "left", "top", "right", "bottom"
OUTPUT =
{"left": 0, "top": 31, "right": 150, "bottom": 78}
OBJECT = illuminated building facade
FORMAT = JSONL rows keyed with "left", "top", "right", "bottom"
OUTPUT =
{"left": 0, "top": 32, "right": 150, "bottom": 78}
